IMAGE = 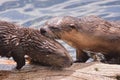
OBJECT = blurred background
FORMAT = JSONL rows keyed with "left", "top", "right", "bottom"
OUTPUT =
{"left": 0, "top": 0, "right": 120, "bottom": 68}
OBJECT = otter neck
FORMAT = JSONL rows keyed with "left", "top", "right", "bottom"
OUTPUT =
{"left": 60, "top": 30, "right": 112, "bottom": 52}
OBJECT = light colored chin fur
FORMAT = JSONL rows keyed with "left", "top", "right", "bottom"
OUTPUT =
{"left": 60, "top": 30, "right": 113, "bottom": 52}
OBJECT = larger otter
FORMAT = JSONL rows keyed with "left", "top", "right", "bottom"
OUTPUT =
{"left": 0, "top": 21, "right": 73, "bottom": 70}
{"left": 40, "top": 15, "right": 120, "bottom": 62}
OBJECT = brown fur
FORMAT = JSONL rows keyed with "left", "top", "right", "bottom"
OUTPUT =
{"left": 0, "top": 21, "right": 73, "bottom": 69}
{"left": 40, "top": 15, "right": 120, "bottom": 63}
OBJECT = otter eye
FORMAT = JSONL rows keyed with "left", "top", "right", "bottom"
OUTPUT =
{"left": 69, "top": 24, "right": 76, "bottom": 29}
{"left": 50, "top": 26, "right": 60, "bottom": 31}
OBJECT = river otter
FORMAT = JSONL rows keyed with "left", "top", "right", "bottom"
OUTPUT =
{"left": 40, "top": 15, "right": 120, "bottom": 63}
{"left": 0, "top": 21, "right": 73, "bottom": 70}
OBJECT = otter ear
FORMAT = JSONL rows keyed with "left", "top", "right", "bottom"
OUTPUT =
{"left": 69, "top": 24, "right": 76, "bottom": 29}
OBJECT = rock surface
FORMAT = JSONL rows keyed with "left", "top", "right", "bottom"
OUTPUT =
{"left": 0, "top": 60, "right": 120, "bottom": 80}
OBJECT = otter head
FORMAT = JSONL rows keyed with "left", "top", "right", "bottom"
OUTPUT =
{"left": 40, "top": 16, "right": 80, "bottom": 39}
{"left": 39, "top": 38, "right": 73, "bottom": 68}
{"left": 31, "top": 32, "right": 73, "bottom": 68}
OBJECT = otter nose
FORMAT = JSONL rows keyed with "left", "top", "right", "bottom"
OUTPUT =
{"left": 40, "top": 28, "right": 47, "bottom": 35}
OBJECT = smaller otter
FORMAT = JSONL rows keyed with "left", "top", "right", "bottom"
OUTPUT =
{"left": 0, "top": 21, "right": 73, "bottom": 70}
{"left": 40, "top": 15, "right": 120, "bottom": 63}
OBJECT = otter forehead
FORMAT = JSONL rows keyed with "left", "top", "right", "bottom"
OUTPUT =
{"left": 46, "top": 17, "right": 63, "bottom": 26}
{"left": 46, "top": 16, "right": 80, "bottom": 27}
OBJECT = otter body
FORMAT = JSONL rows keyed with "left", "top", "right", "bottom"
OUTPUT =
{"left": 0, "top": 21, "right": 73, "bottom": 69}
{"left": 40, "top": 15, "right": 120, "bottom": 62}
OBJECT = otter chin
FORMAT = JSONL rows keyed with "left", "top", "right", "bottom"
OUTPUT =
{"left": 40, "top": 15, "right": 120, "bottom": 63}
{"left": 0, "top": 21, "right": 73, "bottom": 70}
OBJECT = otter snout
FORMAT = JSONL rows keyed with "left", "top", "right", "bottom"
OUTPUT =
{"left": 40, "top": 27, "right": 51, "bottom": 36}
{"left": 40, "top": 27, "right": 47, "bottom": 35}
{"left": 59, "top": 51, "right": 73, "bottom": 67}
{"left": 40, "top": 27, "right": 55, "bottom": 39}
{"left": 51, "top": 46, "right": 73, "bottom": 68}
